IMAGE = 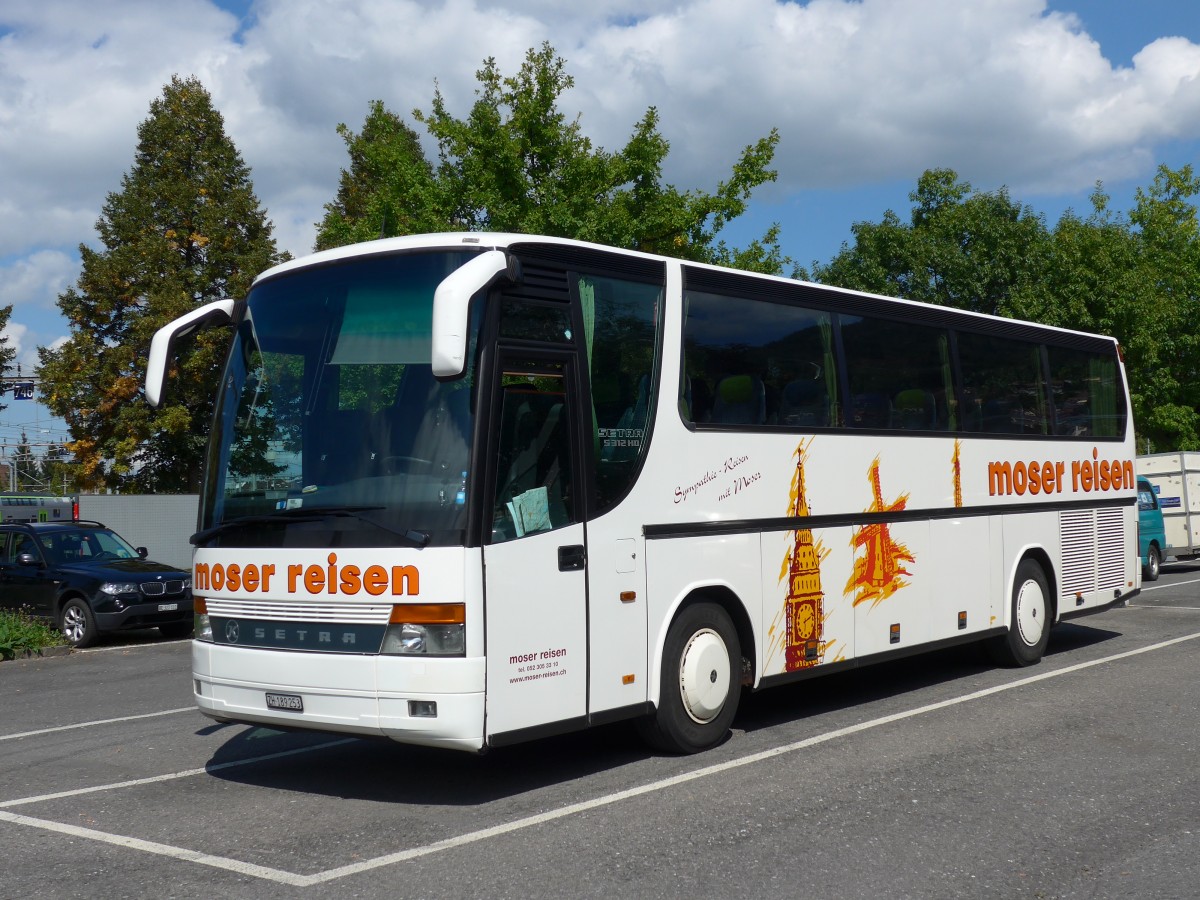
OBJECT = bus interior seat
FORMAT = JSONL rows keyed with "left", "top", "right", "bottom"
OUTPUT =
{"left": 980, "top": 398, "right": 1014, "bottom": 433}
{"left": 892, "top": 389, "right": 936, "bottom": 430}
{"left": 779, "top": 378, "right": 829, "bottom": 427}
{"left": 711, "top": 375, "right": 766, "bottom": 425}
{"left": 849, "top": 392, "right": 891, "bottom": 429}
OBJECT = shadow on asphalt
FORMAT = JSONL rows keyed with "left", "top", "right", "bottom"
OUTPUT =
{"left": 201, "top": 620, "right": 1122, "bottom": 806}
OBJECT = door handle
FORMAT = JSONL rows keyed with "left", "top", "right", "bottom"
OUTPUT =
{"left": 558, "top": 544, "right": 586, "bottom": 571}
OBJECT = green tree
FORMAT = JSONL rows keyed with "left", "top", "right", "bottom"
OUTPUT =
{"left": 815, "top": 168, "right": 1052, "bottom": 318}
{"left": 39, "top": 443, "right": 80, "bottom": 497}
{"left": 315, "top": 100, "right": 443, "bottom": 249}
{"left": 11, "top": 430, "right": 37, "bottom": 492}
{"left": 317, "top": 43, "right": 794, "bottom": 275}
{"left": 38, "top": 76, "right": 285, "bottom": 492}
{"left": 814, "top": 165, "right": 1200, "bottom": 452}
{"left": 1124, "top": 165, "right": 1200, "bottom": 450}
{"left": 0, "top": 303, "right": 16, "bottom": 414}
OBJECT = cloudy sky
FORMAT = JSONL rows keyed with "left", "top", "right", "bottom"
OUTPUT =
{"left": 2, "top": 0, "right": 1199, "bottom": 456}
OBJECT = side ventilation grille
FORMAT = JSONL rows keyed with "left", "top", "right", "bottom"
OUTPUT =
{"left": 1059, "top": 508, "right": 1127, "bottom": 599}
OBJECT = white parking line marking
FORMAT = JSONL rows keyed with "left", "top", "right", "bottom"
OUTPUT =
{"left": 1140, "top": 576, "right": 1200, "bottom": 592}
{"left": 0, "top": 707, "right": 195, "bottom": 742}
{"left": 0, "top": 738, "right": 355, "bottom": 810}
{"left": 0, "top": 810, "right": 309, "bottom": 887}
{"left": 2, "top": 631, "right": 1199, "bottom": 887}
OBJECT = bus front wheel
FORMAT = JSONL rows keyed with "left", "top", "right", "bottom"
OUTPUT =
{"left": 987, "top": 559, "right": 1050, "bottom": 667}
{"left": 638, "top": 602, "right": 741, "bottom": 754}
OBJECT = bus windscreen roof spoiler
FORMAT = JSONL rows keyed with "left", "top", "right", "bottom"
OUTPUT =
{"left": 145, "top": 299, "right": 236, "bottom": 408}
{"left": 432, "top": 249, "right": 521, "bottom": 378}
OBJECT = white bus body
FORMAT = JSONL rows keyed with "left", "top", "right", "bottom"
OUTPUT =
{"left": 151, "top": 233, "right": 1138, "bottom": 754}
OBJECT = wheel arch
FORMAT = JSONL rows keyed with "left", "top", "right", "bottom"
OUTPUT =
{"left": 648, "top": 584, "right": 756, "bottom": 707}
{"left": 1011, "top": 545, "right": 1058, "bottom": 626}
{"left": 54, "top": 589, "right": 90, "bottom": 620}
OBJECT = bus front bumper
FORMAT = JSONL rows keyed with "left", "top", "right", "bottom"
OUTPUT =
{"left": 192, "top": 641, "right": 486, "bottom": 752}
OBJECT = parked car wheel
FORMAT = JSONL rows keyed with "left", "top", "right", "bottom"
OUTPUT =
{"left": 59, "top": 598, "right": 98, "bottom": 648}
{"left": 1143, "top": 544, "right": 1161, "bottom": 582}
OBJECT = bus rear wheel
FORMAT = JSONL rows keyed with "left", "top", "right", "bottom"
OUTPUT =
{"left": 987, "top": 559, "right": 1050, "bottom": 667}
{"left": 638, "top": 602, "right": 741, "bottom": 754}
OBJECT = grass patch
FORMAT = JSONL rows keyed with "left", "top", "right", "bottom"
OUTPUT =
{"left": 0, "top": 608, "right": 69, "bottom": 660}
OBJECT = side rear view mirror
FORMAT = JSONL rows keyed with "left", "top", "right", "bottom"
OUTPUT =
{"left": 431, "top": 250, "right": 521, "bottom": 377}
{"left": 146, "top": 299, "right": 236, "bottom": 407}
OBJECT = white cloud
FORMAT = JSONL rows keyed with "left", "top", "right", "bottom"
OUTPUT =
{"left": 0, "top": 250, "right": 75, "bottom": 310}
{"left": 1, "top": 0, "right": 1198, "bottom": 268}
{"left": 1, "top": 320, "right": 27, "bottom": 359}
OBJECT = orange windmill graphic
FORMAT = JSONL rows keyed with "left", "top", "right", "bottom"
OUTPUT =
{"left": 845, "top": 456, "right": 915, "bottom": 607}
{"left": 784, "top": 440, "right": 827, "bottom": 670}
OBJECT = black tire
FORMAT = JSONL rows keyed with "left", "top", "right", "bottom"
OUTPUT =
{"left": 987, "top": 558, "right": 1051, "bottom": 667}
{"left": 1143, "top": 544, "right": 1161, "bottom": 582}
{"left": 158, "top": 621, "right": 194, "bottom": 640}
{"left": 59, "top": 598, "right": 98, "bottom": 649}
{"left": 638, "top": 602, "right": 741, "bottom": 754}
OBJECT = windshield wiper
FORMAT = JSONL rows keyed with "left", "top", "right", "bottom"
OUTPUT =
{"left": 190, "top": 506, "right": 430, "bottom": 548}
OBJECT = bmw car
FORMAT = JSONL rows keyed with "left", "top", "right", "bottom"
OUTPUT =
{"left": 0, "top": 520, "right": 193, "bottom": 648}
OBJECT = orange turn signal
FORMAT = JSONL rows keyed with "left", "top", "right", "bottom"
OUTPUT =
{"left": 389, "top": 603, "right": 465, "bottom": 625}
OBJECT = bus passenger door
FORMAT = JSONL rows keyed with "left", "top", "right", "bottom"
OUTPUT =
{"left": 482, "top": 354, "right": 588, "bottom": 741}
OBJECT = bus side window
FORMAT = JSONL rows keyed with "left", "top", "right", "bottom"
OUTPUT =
{"left": 579, "top": 273, "right": 662, "bottom": 513}
{"left": 958, "top": 332, "right": 1049, "bottom": 436}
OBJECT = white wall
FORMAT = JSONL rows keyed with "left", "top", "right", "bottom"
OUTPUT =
{"left": 76, "top": 494, "right": 198, "bottom": 570}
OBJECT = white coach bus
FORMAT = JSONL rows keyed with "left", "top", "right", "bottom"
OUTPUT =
{"left": 146, "top": 233, "right": 1138, "bottom": 754}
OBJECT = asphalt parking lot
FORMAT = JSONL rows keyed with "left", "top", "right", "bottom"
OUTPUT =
{"left": 2, "top": 568, "right": 1199, "bottom": 899}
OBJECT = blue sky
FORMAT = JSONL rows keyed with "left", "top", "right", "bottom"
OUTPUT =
{"left": 1, "top": 0, "right": 1199, "bottom": 465}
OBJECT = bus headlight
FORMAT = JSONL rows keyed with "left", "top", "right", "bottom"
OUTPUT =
{"left": 381, "top": 604, "right": 465, "bottom": 656}
{"left": 194, "top": 597, "right": 213, "bottom": 642}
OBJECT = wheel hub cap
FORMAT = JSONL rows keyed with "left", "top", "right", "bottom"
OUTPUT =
{"left": 679, "top": 628, "right": 731, "bottom": 724}
{"left": 1015, "top": 579, "right": 1046, "bottom": 647}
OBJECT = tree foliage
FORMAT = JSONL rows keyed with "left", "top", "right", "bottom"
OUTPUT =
{"left": 37, "top": 76, "right": 285, "bottom": 492}
{"left": 0, "top": 303, "right": 16, "bottom": 417}
{"left": 316, "top": 43, "right": 793, "bottom": 274}
{"left": 815, "top": 165, "right": 1200, "bottom": 452}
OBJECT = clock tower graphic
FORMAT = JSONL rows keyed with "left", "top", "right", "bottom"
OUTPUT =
{"left": 785, "top": 442, "right": 827, "bottom": 671}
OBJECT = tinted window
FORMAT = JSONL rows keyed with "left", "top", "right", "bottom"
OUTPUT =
{"left": 683, "top": 290, "right": 836, "bottom": 429}
{"left": 957, "top": 332, "right": 1049, "bottom": 435}
{"left": 840, "top": 316, "right": 954, "bottom": 431}
{"left": 580, "top": 274, "right": 662, "bottom": 512}
{"left": 1047, "top": 345, "right": 1125, "bottom": 438}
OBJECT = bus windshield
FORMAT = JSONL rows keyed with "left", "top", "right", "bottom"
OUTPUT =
{"left": 200, "top": 250, "right": 481, "bottom": 548}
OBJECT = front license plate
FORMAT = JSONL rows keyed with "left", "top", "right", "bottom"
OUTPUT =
{"left": 265, "top": 692, "right": 304, "bottom": 712}
{"left": 158, "top": 602, "right": 179, "bottom": 612}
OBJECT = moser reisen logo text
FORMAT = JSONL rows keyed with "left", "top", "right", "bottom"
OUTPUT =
{"left": 987, "top": 448, "right": 1133, "bottom": 497}
{"left": 195, "top": 553, "right": 419, "bottom": 597}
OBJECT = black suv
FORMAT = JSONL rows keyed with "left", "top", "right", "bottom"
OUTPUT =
{"left": 0, "top": 520, "right": 193, "bottom": 648}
